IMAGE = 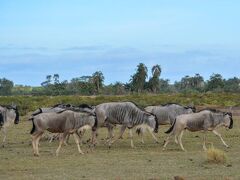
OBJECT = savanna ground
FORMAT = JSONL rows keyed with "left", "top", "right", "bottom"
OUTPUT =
{"left": 0, "top": 94, "right": 240, "bottom": 180}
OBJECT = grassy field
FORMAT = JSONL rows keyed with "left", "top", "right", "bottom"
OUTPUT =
{"left": 0, "top": 115, "right": 240, "bottom": 180}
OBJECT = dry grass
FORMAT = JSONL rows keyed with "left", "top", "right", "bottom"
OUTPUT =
{"left": 206, "top": 146, "right": 227, "bottom": 164}
{"left": 0, "top": 116, "right": 240, "bottom": 179}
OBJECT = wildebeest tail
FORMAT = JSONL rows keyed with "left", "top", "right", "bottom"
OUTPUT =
{"left": 92, "top": 115, "right": 98, "bottom": 131}
{"left": 30, "top": 118, "right": 36, "bottom": 134}
{"left": 31, "top": 108, "right": 43, "bottom": 118}
{"left": 165, "top": 118, "right": 176, "bottom": 134}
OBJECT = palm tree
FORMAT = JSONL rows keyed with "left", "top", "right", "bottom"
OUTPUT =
{"left": 92, "top": 71, "right": 105, "bottom": 93}
{"left": 151, "top": 64, "right": 161, "bottom": 78}
{"left": 148, "top": 64, "right": 161, "bottom": 93}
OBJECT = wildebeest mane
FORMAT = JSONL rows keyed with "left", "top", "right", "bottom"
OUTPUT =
{"left": 56, "top": 109, "right": 67, "bottom": 114}
{"left": 51, "top": 103, "right": 62, "bottom": 108}
{"left": 51, "top": 103, "right": 72, "bottom": 109}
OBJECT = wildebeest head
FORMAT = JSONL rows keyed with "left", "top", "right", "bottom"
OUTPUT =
{"left": 223, "top": 112, "right": 233, "bottom": 129}
{"left": 146, "top": 112, "right": 158, "bottom": 133}
{"left": 184, "top": 106, "right": 196, "bottom": 113}
{"left": 11, "top": 105, "right": 20, "bottom": 124}
{"left": 222, "top": 112, "right": 233, "bottom": 129}
{"left": 5, "top": 105, "right": 19, "bottom": 124}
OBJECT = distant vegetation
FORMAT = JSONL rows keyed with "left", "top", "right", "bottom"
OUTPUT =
{"left": 0, "top": 63, "right": 240, "bottom": 96}
{"left": 0, "top": 93, "right": 240, "bottom": 116}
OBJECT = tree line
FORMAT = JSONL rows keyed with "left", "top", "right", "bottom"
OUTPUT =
{"left": 1, "top": 63, "right": 240, "bottom": 96}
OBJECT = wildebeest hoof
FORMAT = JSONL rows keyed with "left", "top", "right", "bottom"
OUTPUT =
{"left": 2, "top": 144, "right": 5, "bottom": 148}
{"left": 155, "top": 141, "right": 160, "bottom": 144}
{"left": 34, "top": 153, "right": 39, "bottom": 157}
{"left": 162, "top": 140, "right": 166, "bottom": 146}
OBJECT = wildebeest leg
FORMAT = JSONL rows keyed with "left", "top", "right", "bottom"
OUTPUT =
{"left": 203, "top": 132, "right": 207, "bottom": 151}
{"left": 31, "top": 134, "right": 38, "bottom": 156}
{"left": 212, "top": 130, "right": 229, "bottom": 148}
{"left": 77, "top": 129, "right": 86, "bottom": 145}
{"left": 64, "top": 134, "right": 70, "bottom": 146}
{"left": 147, "top": 128, "right": 159, "bottom": 143}
{"left": 48, "top": 133, "right": 55, "bottom": 143}
{"left": 109, "top": 125, "right": 126, "bottom": 147}
{"left": 35, "top": 132, "right": 44, "bottom": 155}
{"left": 162, "top": 134, "right": 172, "bottom": 150}
{"left": 91, "top": 130, "right": 98, "bottom": 146}
{"left": 73, "top": 133, "right": 84, "bottom": 154}
{"left": 56, "top": 133, "right": 68, "bottom": 156}
{"left": 178, "top": 130, "right": 186, "bottom": 151}
{"left": 129, "top": 129, "right": 135, "bottom": 148}
{"left": 107, "top": 125, "right": 114, "bottom": 140}
{"left": 140, "top": 130, "right": 144, "bottom": 144}
{"left": 174, "top": 135, "right": 179, "bottom": 144}
{"left": 1, "top": 127, "right": 7, "bottom": 147}
{"left": 119, "top": 125, "right": 126, "bottom": 139}
{"left": 31, "top": 132, "right": 43, "bottom": 156}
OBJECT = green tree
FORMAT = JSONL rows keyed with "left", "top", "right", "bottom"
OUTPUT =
{"left": 224, "top": 77, "right": 240, "bottom": 92}
{"left": 41, "top": 75, "right": 52, "bottom": 87}
{"left": 130, "top": 63, "right": 148, "bottom": 93}
{"left": 0, "top": 78, "right": 14, "bottom": 95}
{"left": 53, "top": 74, "right": 59, "bottom": 84}
{"left": 206, "top": 73, "right": 224, "bottom": 91}
{"left": 68, "top": 76, "right": 95, "bottom": 95}
{"left": 174, "top": 74, "right": 204, "bottom": 92}
{"left": 92, "top": 71, "right": 105, "bottom": 93}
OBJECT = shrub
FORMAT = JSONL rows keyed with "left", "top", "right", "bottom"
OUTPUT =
{"left": 206, "top": 146, "right": 227, "bottom": 164}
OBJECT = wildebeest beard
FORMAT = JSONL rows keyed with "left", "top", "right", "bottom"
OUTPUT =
{"left": 14, "top": 108, "right": 20, "bottom": 124}
{"left": 0, "top": 113, "right": 4, "bottom": 127}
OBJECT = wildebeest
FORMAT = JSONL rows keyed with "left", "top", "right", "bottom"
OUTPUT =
{"left": 0, "top": 105, "right": 20, "bottom": 147}
{"left": 95, "top": 102, "right": 158, "bottom": 148}
{"left": 163, "top": 109, "right": 233, "bottom": 151}
{"left": 30, "top": 103, "right": 95, "bottom": 144}
{"left": 138, "top": 103, "right": 196, "bottom": 143}
{"left": 145, "top": 103, "right": 196, "bottom": 125}
{"left": 30, "top": 110, "right": 97, "bottom": 156}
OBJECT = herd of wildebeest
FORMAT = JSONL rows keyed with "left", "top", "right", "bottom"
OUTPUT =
{"left": 0, "top": 101, "right": 233, "bottom": 156}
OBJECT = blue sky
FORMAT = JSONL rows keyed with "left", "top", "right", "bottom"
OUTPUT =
{"left": 0, "top": 0, "right": 239, "bottom": 86}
